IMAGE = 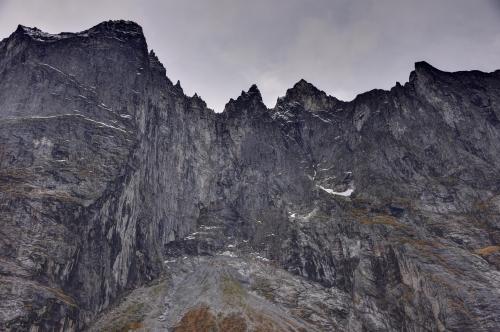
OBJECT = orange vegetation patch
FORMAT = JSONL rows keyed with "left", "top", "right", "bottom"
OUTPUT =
{"left": 174, "top": 307, "right": 248, "bottom": 332}
{"left": 360, "top": 214, "right": 402, "bottom": 227}
{"left": 173, "top": 306, "right": 217, "bottom": 332}
{"left": 247, "top": 308, "right": 306, "bottom": 332}
{"left": 124, "top": 322, "right": 143, "bottom": 330}
{"left": 349, "top": 207, "right": 407, "bottom": 229}
{"left": 174, "top": 306, "right": 309, "bottom": 332}
{"left": 474, "top": 245, "right": 500, "bottom": 256}
{"left": 219, "top": 313, "right": 247, "bottom": 332}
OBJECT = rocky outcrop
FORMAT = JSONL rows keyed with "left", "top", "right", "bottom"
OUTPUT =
{"left": 0, "top": 21, "right": 500, "bottom": 331}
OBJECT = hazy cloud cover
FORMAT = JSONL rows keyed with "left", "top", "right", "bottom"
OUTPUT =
{"left": 0, "top": 0, "right": 499, "bottom": 111}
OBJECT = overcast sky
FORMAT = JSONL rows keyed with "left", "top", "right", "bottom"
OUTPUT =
{"left": 1, "top": 0, "right": 499, "bottom": 111}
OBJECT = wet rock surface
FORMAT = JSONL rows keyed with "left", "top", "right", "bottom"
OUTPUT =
{"left": 1, "top": 21, "right": 500, "bottom": 331}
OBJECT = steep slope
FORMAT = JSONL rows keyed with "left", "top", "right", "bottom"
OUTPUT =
{"left": 0, "top": 21, "right": 499, "bottom": 331}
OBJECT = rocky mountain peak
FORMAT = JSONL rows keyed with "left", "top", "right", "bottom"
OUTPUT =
{"left": 149, "top": 49, "right": 167, "bottom": 76}
{"left": 232, "top": 83, "right": 263, "bottom": 102}
{"left": 247, "top": 83, "right": 262, "bottom": 97}
{"left": 223, "top": 84, "right": 266, "bottom": 115}
{"left": 276, "top": 78, "right": 340, "bottom": 113}
{"left": 88, "top": 19, "right": 143, "bottom": 35}
{"left": 7, "top": 24, "right": 63, "bottom": 43}
{"left": 15, "top": 24, "right": 41, "bottom": 35}
{"left": 173, "top": 79, "right": 184, "bottom": 94}
{"left": 414, "top": 60, "right": 440, "bottom": 73}
{"left": 409, "top": 60, "right": 446, "bottom": 83}
{"left": 291, "top": 78, "right": 321, "bottom": 94}
{"left": 5, "top": 20, "right": 145, "bottom": 46}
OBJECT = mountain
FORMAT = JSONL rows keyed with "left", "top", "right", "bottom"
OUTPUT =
{"left": 0, "top": 20, "right": 499, "bottom": 331}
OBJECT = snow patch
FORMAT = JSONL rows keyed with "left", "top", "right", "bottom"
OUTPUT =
{"left": 317, "top": 185, "right": 354, "bottom": 197}
{"left": 39, "top": 63, "right": 66, "bottom": 76}
{"left": 33, "top": 137, "right": 53, "bottom": 148}
{"left": 200, "top": 225, "right": 220, "bottom": 230}
{"left": 238, "top": 268, "right": 250, "bottom": 278}
{"left": 311, "top": 113, "right": 332, "bottom": 123}
{"left": 20, "top": 114, "right": 128, "bottom": 133}
{"left": 304, "top": 207, "right": 319, "bottom": 221}
{"left": 221, "top": 251, "right": 237, "bottom": 258}
{"left": 255, "top": 255, "right": 270, "bottom": 262}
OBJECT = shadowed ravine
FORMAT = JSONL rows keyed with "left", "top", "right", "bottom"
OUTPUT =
{"left": 1, "top": 20, "right": 500, "bottom": 331}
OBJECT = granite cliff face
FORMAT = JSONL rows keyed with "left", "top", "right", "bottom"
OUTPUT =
{"left": 1, "top": 21, "right": 500, "bottom": 331}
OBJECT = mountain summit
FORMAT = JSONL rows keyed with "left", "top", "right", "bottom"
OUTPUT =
{"left": 1, "top": 21, "right": 500, "bottom": 331}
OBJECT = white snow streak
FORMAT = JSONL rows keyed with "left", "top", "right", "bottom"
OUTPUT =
{"left": 9, "top": 114, "right": 129, "bottom": 133}
{"left": 317, "top": 185, "right": 354, "bottom": 197}
{"left": 221, "top": 251, "right": 237, "bottom": 258}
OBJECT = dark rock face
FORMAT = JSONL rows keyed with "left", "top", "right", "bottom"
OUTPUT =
{"left": 1, "top": 21, "right": 500, "bottom": 331}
